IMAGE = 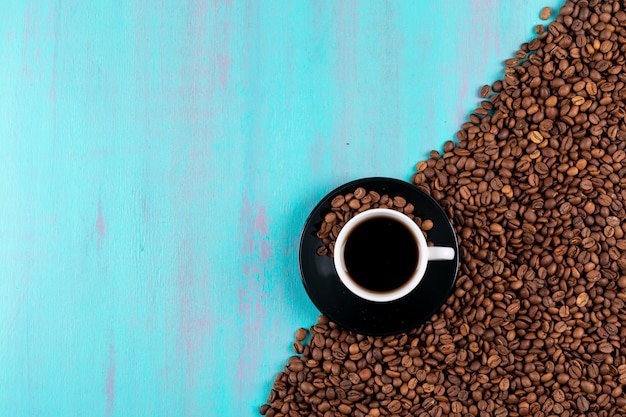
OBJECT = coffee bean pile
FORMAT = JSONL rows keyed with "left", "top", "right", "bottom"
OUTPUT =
{"left": 315, "top": 187, "right": 432, "bottom": 257}
{"left": 262, "top": 1, "right": 626, "bottom": 416}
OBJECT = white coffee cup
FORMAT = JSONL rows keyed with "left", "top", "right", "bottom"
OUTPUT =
{"left": 333, "top": 208, "right": 455, "bottom": 302}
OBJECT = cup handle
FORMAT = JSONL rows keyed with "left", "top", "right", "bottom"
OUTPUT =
{"left": 427, "top": 246, "right": 455, "bottom": 261}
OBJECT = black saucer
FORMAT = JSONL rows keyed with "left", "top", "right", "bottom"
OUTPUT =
{"left": 299, "top": 177, "right": 459, "bottom": 336}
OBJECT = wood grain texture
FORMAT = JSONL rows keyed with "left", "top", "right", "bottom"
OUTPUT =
{"left": 1, "top": 0, "right": 562, "bottom": 415}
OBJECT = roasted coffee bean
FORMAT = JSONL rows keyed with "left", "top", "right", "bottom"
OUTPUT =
{"left": 480, "top": 84, "right": 492, "bottom": 98}
{"left": 393, "top": 196, "right": 407, "bottom": 208}
{"left": 295, "top": 328, "right": 308, "bottom": 342}
{"left": 576, "top": 396, "right": 590, "bottom": 412}
{"left": 263, "top": 2, "right": 626, "bottom": 416}
{"left": 353, "top": 187, "right": 366, "bottom": 200}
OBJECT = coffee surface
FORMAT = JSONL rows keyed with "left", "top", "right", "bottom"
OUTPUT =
{"left": 344, "top": 217, "right": 418, "bottom": 292}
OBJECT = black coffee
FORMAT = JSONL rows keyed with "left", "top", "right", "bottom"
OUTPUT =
{"left": 344, "top": 217, "right": 418, "bottom": 292}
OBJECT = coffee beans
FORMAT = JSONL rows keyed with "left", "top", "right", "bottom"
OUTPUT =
{"left": 315, "top": 188, "right": 431, "bottom": 257}
{"left": 527, "top": 130, "right": 543, "bottom": 144}
{"left": 540, "top": 6, "right": 552, "bottom": 20}
{"left": 262, "top": 1, "right": 626, "bottom": 416}
{"left": 480, "top": 84, "right": 492, "bottom": 98}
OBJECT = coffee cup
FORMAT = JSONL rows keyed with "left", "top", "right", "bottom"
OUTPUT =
{"left": 333, "top": 208, "right": 455, "bottom": 302}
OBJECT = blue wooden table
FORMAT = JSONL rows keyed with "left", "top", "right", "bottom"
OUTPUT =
{"left": 1, "top": 1, "right": 562, "bottom": 415}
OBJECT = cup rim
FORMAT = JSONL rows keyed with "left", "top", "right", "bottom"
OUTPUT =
{"left": 333, "top": 208, "right": 428, "bottom": 302}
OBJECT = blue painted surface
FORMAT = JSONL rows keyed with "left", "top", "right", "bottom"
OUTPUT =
{"left": 1, "top": 1, "right": 562, "bottom": 415}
